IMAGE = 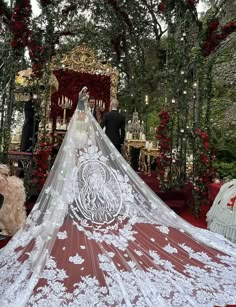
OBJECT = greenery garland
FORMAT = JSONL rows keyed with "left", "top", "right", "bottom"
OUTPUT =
{"left": 156, "top": 111, "right": 171, "bottom": 190}
{"left": 28, "top": 28, "right": 46, "bottom": 78}
{"left": 10, "top": 0, "right": 32, "bottom": 55}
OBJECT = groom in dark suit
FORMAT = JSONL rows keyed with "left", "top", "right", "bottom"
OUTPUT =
{"left": 101, "top": 99, "right": 125, "bottom": 153}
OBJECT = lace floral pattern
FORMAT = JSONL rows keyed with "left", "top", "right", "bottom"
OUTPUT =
{"left": 23, "top": 240, "right": 236, "bottom": 307}
{"left": 69, "top": 254, "right": 84, "bottom": 264}
{"left": 1, "top": 112, "right": 236, "bottom": 306}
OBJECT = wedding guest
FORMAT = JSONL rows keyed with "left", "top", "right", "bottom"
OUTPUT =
{"left": 101, "top": 99, "right": 125, "bottom": 153}
{"left": 20, "top": 94, "right": 40, "bottom": 152}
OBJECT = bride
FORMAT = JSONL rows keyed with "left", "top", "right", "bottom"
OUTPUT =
{"left": 0, "top": 86, "right": 236, "bottom": 307}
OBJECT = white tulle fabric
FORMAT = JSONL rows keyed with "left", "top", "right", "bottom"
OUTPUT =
{"left": 207, "top": 179, "right": 236, "bottom": 243}
{"left": 1, "top": 105, "right": 236, "bottom": 307}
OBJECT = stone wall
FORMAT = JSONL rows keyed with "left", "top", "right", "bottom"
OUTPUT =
{"left": 221, "top": 2, "right": 236, "bottom": 23}
{"left": 214, "top": 47, "right": 236, "bottom": 86}
{"left": 213, "top": 2, "right": 236, "bottom": 86}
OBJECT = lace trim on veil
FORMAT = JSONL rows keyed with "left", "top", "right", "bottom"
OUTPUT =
{"left": 0, "top": 105, "right": 236, "bottom": 306}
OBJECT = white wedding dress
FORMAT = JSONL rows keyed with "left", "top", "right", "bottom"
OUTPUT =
{"left": 1, "top": 98, "right": 236, "bottom": 307}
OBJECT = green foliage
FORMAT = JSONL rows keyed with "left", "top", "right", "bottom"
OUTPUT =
{"left": 211, "top": 124, "right": 236, "bottom": 160}
{"left": 214, "top": 42, "right": 236, "bottom": 64}
{"left": 211, "top": 120, "right": 236, "bottom": 179}
{"left": 214, "top": 161, "right": 236, "bottom": 180}
{"left": 212, "top": 80, "right": 230, "bottom": 98}
{"left": 147, "top": 109, "right": 160, "bottom": 134}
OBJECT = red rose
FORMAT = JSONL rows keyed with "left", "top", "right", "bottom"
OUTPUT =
{"left": 222, "top": 24, "right": 230, "bottom": 32}
{"left": 12, "top": 20, "right": 23, "bottom": 31}
{"left": 229, "top": 21, "right": 236, "bottom": 28}
{"left": 209, "top": 20, "right": 219, "bottom": 31}
{"left": 14, "top": 6, "right": 20, "bottom": 12}
{"left": 216, "top": 34, "right": 223, "bottom": 40}
{"left": 10, "top": 40, "right": 18, "bottom": 48}
{"left": 203, "top": 141, "right": 210, "bottom": 150}
{"left": 201, "top": 131, "right": 208, "bottom": 139}
{"left": 40, "top": 163, "right": 48, "bottom": 170}
{"left": 203, "top": 41, "right": 210, "bottom": 49}
{"left": 37, "top": 171, "right": 44, "bottom": 177}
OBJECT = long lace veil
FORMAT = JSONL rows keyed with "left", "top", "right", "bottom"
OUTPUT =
{"left": 0, "top": 94, "right": 236, "bottom": 306}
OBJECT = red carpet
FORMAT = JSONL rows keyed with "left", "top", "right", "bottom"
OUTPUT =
{"left": 139, "top": 171, "right": 209, "bottom": 228}
{"left": 0, "top": 236, "right": 11, "bottom": 249}
{"left": 180, "top": 204, "right": 210, "bottom": 229}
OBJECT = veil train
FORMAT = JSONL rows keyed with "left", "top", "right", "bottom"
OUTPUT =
{"left": 0, "top": 96, "right": 236, "bottom": 307}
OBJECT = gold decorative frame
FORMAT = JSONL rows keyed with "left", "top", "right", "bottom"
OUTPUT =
{"left": 51, "top": 44, "right": 119, "bottom": 100}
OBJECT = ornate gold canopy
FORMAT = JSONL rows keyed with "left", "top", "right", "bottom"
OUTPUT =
{"left": 51, "top": 44, "right": 119, "bottom": 99}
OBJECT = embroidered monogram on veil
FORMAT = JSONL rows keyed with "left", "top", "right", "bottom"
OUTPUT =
{"left": 0, "top": 87, "right": 236, "bottom": 307}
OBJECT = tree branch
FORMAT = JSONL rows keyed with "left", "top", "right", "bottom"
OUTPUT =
{"left": 140, "top": 0, "right": 166, "bottom": 40}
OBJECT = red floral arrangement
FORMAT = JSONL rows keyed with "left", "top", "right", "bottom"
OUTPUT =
{"left": 156, "top": 111, "right": 171, "bottom": 189}
{"left": 10, "top": 0, "right": 32, "bottom": 54}
{"left": 193, "top": 128, "right": 215, "bottom": 214}
{"left": 202, "top": 19, "right": 236, "bottom": 56}
{"left": 32, "top": 140, "right": 52, "bottom": 192}
{"left": 51, "top": 69, "right": 111, "bottom": 126}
